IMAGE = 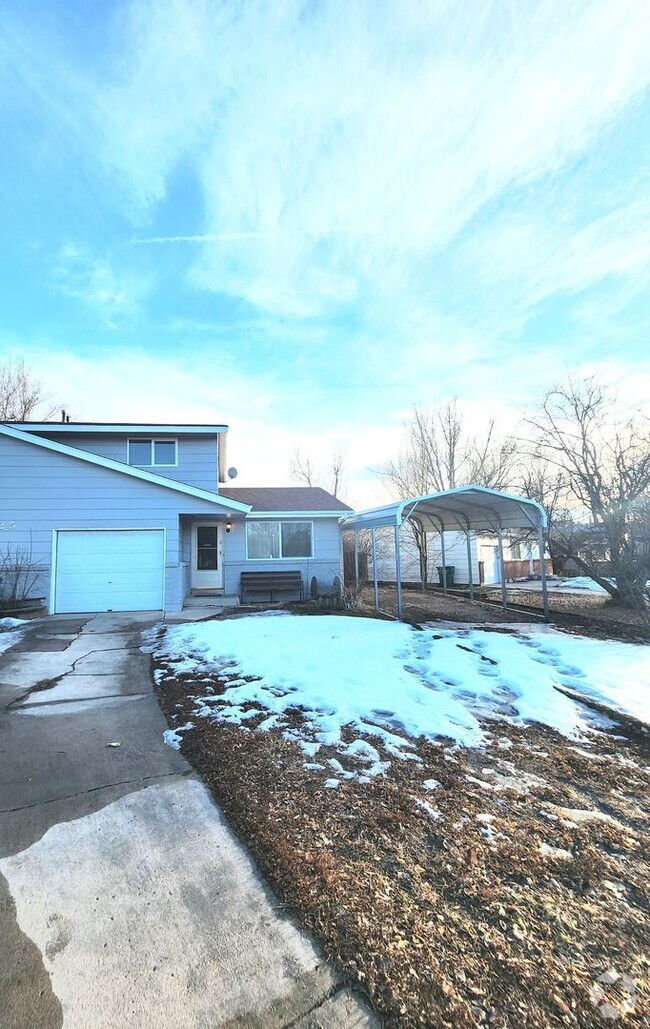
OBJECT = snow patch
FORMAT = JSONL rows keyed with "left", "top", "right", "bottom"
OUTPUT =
{"left": 422, "top": 778, "right": 440, "bottom": 791}
{"left": 539, "top": 842, "right": 573, "bottom": 860}
{"left": 155, "top": 615, "right": 649, "bottom": 772}
{"left": 162, "top": 722, "right": 194, "bottom": 750}
{"left": 0, "top": 618, "right": 27, "bottom": 657}
{"left": 416, "top": 798, "right": 442, "bottom": 821}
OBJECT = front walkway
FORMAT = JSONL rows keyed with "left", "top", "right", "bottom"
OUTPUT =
{"left": 0, "top": 613, "right": 375, "bottom": 1028}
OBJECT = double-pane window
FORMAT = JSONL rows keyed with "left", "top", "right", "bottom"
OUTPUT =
{"left": 246, "top": 521, "right": 312, "bottom": 559}
{"left": 128, "top": 438, "right": 177, "bottom": 467}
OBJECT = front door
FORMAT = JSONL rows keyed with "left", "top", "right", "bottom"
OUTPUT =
{"left": 191, "top": 523, "right": 223, "bottom": 589}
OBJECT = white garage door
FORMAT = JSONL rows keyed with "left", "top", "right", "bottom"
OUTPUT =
{"left": 54, "top": 530, "right": 165, "bottom": 613}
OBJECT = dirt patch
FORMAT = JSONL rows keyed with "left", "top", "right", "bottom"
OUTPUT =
{"left": 358, "top": 586, "right": 650, "bottom": 643}
{"left": 152, "top": 636, "right": 649, "bottom": 1028}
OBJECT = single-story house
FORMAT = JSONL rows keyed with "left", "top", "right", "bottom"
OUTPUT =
{"left": 370, "top": 529, "right": 546, "bottom": 585}
{"left": 0, "top": 421, "right": 350, "bottom": 614}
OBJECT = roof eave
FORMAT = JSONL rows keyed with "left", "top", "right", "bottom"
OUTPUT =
{"left": 245, "top": 510, "right": 351, "bottom": 518}
{"left": 7, "top": 422, "right": 229, "bottom": 435}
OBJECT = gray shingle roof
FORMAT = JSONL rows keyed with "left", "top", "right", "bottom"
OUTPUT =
{"left": 219, "top": 486, "right": 352, "bottom": 513}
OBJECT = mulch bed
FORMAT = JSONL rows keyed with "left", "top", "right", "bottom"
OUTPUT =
{"left": 151, "top": 623, "right": 649, "bottom": 1028}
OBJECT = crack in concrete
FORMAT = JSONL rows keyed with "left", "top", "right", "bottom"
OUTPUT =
{"left": 3, "top": 644, "right": 149, "bottom": 710}
{"left": 281, "top": 981, "right": 344, "bottom": 1028}
{"left": 19, "top": 691, "right": 151, "bottom": 710}
{"left": 66, "top": 671, "right": 132, "bottom": 677}
{"left": 3, "top": 658, "right": 92, "bottom": 711}
{"left": 0, "top": 770, "right": 191, "bottom": 815}
{"left": 75, "top": 646, "right": 144, "bottom": 654}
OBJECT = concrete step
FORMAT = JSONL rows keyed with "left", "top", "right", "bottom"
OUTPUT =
{"left": 183, "top": 595, "right": 240, "bottom": 609}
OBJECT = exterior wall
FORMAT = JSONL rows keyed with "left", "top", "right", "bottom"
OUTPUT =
{"left": 1, "top": 434, "right": 231, "bottom": 612}
{"left": 370, "top": 529, "right": 481, "bottom": 585}
{"left": 222, "top": 517, "right": 343, "bottom": 598}
{"left": 478, "top": 540, "right": 541, "bottom": 584}
{"left": 372, "top": 531, "right": 542, "bottom": 587}
{"left": 32, "top": 432, "right": 219, "bottom": 492}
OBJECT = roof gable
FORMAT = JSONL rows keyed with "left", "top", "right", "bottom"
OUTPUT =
{"left": 0, "top": 423, "right": 250, "bottom": 512}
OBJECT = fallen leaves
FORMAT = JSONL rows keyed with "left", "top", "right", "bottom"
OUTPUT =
{"left": 154, "top": 653, "right": 650, "bottom": 1028}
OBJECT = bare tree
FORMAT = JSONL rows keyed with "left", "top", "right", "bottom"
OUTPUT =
{"left": 330, "top": 447, "right": 346, "bottom": 499}
{"left": 290, "top": 447, "right": 317, "bottom": 487}
{"left": 0, "top": 356, "right": 59, "bottom": 421}
{"left": 518, "top": 462, "right": 572, "bottom": 574}
{"left": 525, "top": 379, "right": 650, "bottom": 613}
{"left": 0, "top": 539, "right": 46, "bottom": 607}
{"left": 290, "top": 445, "right": 347, "bottom": 499}
{"left": 376, "top": 400, "right": 517, "bottom": 584}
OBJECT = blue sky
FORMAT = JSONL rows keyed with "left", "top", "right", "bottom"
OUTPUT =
{"left": 1, "top": 0, "right": 649, "bottom": 503}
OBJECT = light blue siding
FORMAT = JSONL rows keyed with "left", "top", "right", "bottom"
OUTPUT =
{"left": 1, "top": 434, "right": 232, "bottom": 612}
{"left": 222, "top": 518, "right": 343, "bottom": 597}
{"left": 370, "top": 530, "right": 481, "bottom": 584}
{"left": 30, "top": 432, "right": 219, "bottom": 492}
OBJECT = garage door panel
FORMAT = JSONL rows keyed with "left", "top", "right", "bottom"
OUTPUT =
{"left": 55, "top": 530, "right": 165, "bottom": 613}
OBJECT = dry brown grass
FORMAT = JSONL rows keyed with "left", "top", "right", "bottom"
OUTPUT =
{"left": 152, "top": 628, "right": 649, "bottom": 1028}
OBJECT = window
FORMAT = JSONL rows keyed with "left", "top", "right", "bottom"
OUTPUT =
{"left": 246, "top": 521, "right": 313, "bottom": 559}
{"left": 510, "top": 543, "right": 522, "bottom": 560}
{"left": 127, "top": 438, "right": 177, "bottom": 467}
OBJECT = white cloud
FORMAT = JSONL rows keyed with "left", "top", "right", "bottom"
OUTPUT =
{"left": 463, "top": 197, "right": 650, "bottom": 308}
{"left": 52, "top": 244, "right": 153, "bottom": 322}
{"left": 90, "top": 0, "right": 650, "bottom": 315}
{"left": 8, "top": 1, "right": 648, "bottom": 318}
{"left": 2, "top": 0, "right": 649, "bottom": 481}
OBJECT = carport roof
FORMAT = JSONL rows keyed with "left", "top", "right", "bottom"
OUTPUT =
{"left": 340, "top": 485, "right": 546, "bottom": 534}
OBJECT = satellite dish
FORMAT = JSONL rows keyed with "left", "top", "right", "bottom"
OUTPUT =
{"left": 227, "top": 467, "right": 238, "bottom": 479}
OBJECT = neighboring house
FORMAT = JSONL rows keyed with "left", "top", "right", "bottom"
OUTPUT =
{"left": 0, "top": 421, "right": 350, "bottom": 614}
{"left": 370, "top": 531, "right": 545, "bottom": 586}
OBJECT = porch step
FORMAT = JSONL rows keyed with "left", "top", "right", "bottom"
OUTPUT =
{"left": 183, "top": 594, "right": 240, "bottom": 610}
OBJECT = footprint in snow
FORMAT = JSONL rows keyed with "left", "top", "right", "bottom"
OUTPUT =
{"left": 478, "top": 665, "right": 500, "bottom": 678}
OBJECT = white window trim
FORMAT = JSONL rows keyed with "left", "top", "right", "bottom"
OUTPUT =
{"left": 245, "top": 520, "right": 314, "bottom": 561}
{"left": 127, "top": 437, "right": 178, "bottom": 468}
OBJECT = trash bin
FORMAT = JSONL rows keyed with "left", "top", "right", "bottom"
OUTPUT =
{"left": 436, "top": 565, "right": 455, "bottom": 586}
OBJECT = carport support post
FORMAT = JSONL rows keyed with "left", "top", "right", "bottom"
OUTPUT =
{"left": 496, "top": 526, "right": 507, "bottom": 612}
{"left": 394, "top": 522, "right": 403, "bottom": 618}
{"left": 440, "top": 530, "right": 448, "bottom": 594}
{"left": 465, "top": 529, "right": 474, "bottom": 601}
{"left": 371, "top": 527, "right": 379, "bottom": 611}
{"left": 538, "top": 522, "right": 550, "bottom": 620}
{"left": 354, "top": 531, "right": 360, "bottom": 590}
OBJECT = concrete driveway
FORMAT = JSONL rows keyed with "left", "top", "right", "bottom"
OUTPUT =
{"left": 0, "top": 613, "right": 375, "bottom": 1029}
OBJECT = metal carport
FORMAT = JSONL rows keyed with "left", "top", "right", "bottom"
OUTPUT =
{"left": 340, "top": 485, "right": 549, "bottom": 620}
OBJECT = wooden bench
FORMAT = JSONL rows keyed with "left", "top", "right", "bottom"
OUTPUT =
{"left": 240, "top": 571, "right": 304, "bottom": 604}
